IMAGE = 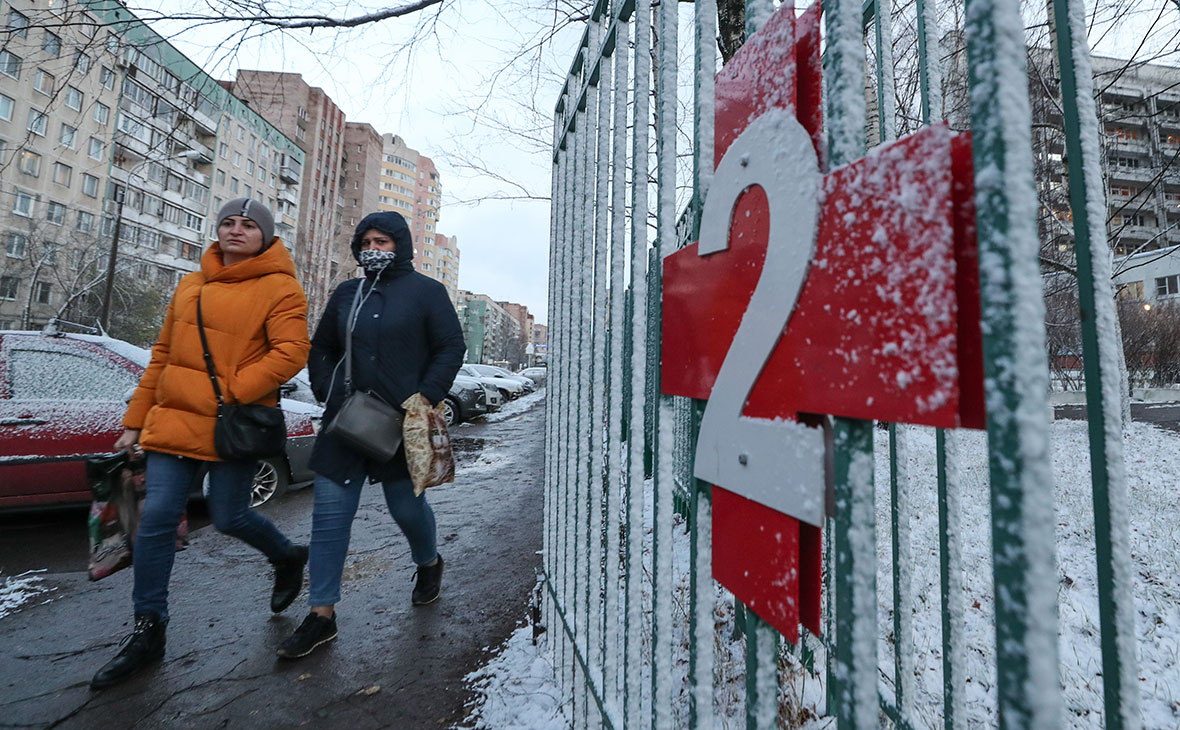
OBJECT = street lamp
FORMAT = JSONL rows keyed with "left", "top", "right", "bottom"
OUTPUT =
{"left": 99, "top": 149, "right": 202, "bottom": 330}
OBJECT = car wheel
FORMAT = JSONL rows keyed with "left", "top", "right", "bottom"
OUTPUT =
{"left": 250, "top": 458, "right": 289, "bottom": 508}
{"left": 443, "top": 397, "right": 459, "bottom": 427}
{"left": 499, "top": 388, "right": 513, "bottom": 401}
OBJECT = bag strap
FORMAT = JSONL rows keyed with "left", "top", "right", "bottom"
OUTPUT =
{"left": 195, "top": 290, "right": 226, "bottom": 407}
{"left": 342, "top": 280, "right": 366, "bottom": 396}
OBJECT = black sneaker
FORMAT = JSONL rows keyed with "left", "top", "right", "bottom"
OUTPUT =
{"left": 270, "top": 545, "right": 308, "bottom": 613}
{"left": 276, "top": 612, "right": 338, "bottom": 659}
{"left": 411, "top": 555, "right": 444, "bottom": 606}
{"left": 90, "top": 613, "right": 167, "bottom": 690}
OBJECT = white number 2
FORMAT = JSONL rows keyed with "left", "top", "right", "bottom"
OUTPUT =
{"left": 691, "top": 108, "right": 827, "bottom": 528}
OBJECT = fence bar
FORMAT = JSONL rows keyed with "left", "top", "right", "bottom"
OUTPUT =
{"left": 915, "top": 0, "right": 943, "bottom": 123}
{"left": 559, "top": 118, "right": 578, "bottom": 719}
{"left": 650, "top": 0, "right": 677, "bottom": 726}
{"left": 687, "top": 3, "right": 716, "bottom": 728}
{"left": 963, "top": 0, "right": 1062, "bottom": 723}
{"left": 1049, "top": 0, "right": 1140, "bottom": 726}
{"left": 888, "top": 425, "right": 914, "bottom": 723}
{"left": 872, "top": 0, "right": 896, "bottom": 142}
{"left": 624, "top": 2, "right": 652, "bottom": 727}
{"left": 604, "top": 11, "right": 630, "bottom": 724}
{"left": 936, "top": 429, "right": 965, "bottom": 730}
{"left": 744, "top": 613, "right": 779, "bottom": 730}
{"left": 590, "top": 21, "right": 612, "bottom": 721}
{"left": 824, "top": 0, "right": 879, "bottom": 726}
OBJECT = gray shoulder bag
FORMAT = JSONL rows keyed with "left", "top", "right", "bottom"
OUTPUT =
{"left": 322, "top": 281, "right": 404, "bottom": 462}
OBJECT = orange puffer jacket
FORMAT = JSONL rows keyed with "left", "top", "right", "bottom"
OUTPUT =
{"left": 123, "top": 239, "right": 311, "bottom": 461}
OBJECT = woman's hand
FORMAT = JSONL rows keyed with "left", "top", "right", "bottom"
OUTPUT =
{"left": 114, "top": 428, "right": 142, "bottom": 455}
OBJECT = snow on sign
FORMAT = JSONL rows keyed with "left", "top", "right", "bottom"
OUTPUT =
{"left": 661, "top": 2, "right": 986, "bottom": 642}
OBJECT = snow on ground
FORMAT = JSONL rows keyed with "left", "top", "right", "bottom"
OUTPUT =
{"left": 481, "top": 389, "right": 547, "bottom": 424}
{"left": 461, "top": 419, "right": 1180, "bottom": 729}
{"left": 0, "top": 570, "right": 52, "bottom": 619}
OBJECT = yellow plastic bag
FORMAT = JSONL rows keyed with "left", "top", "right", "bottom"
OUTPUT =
{"left": 400, "top": 393, "right": 455, "bottom": 495}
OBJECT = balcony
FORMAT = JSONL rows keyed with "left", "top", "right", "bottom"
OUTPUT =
{"left": 279, "top": 165, "right": 301, "bottom": 185}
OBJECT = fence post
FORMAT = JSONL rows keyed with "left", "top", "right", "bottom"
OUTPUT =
{"left": 963, "top": 0, "right": 1062, "bottom": 723}
{"left": 1049, "top": 0, "right": 1141, "bottom": 726}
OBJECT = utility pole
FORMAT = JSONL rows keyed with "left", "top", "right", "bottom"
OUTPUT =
{"left": 98, "top": 185, "right": 126, "bottom": 331}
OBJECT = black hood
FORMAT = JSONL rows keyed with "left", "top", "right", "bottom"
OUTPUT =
{"left": 350, "top": 211, "right": 414, "bottom": 272}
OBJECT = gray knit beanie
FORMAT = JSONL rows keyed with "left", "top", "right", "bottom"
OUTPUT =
{"left": 216, "top": 198, "right": 275, "bottom": 248}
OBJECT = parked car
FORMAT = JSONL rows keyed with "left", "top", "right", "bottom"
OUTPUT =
{"left": 458, "top": 364, "right": 526, "bottom": 401}
{"left": 517, "top": 366, "right": 548, "bottom": 385}
{"left": 444, "top": 374, "right": 488, "bottom": 427}
{"left": 470, "top": 363, "right": 537, "bottom": 392}
{"left": 0, "top": 329, "right": 320, "bottom": 511}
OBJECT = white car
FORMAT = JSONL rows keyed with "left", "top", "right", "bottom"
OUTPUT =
{"left": 458, "top": 364, "right": 525, "bottom": 400}
{"left": 464, "top": 364, "right": 536, "bottom": 393}
{"left": 517, "top": 366, "right": 547, "bottom": 385}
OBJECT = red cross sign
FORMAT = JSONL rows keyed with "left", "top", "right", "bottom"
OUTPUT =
{"left": 661, "top": 2, "right": 985, "bottom": 642}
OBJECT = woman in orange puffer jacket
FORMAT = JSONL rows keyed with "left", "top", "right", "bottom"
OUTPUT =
{"left": 90, "top": 199, "right": 311, "bottom": 691}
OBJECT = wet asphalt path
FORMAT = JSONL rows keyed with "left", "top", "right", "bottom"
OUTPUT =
{"left": 1055, "top": 401, "right": 1180, "bottom": 433}
{"left": 0, "top": 396, "right": 545, "bottom": 730}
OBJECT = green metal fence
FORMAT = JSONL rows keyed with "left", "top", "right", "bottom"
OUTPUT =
{"left": 543, "top": 0, "right": 1140, "bottom": 727}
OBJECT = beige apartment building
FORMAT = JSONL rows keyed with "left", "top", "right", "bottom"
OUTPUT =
{"left": 377, "top": 133, "right": 460, "bottom": 301}
{"left": 226, "top": 70, "right": 345, "bottom": 322}
{"left": 0, "top": 0, "right": 302, "bottom": 333}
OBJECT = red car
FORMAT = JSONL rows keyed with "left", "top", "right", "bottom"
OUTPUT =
{"left": 0, "top": 329, "right": 320, "bottom": 510}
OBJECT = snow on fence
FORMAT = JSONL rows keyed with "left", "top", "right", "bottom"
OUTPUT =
{"left": 544, "top": 0, "right": 1140, "bottom": 728}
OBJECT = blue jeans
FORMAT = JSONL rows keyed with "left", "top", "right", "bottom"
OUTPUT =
{"left": 308, "top": 474, "right": 438, "bottom": 607}
{"left": 132, "top": 452, "right": 295, "bottom": 620}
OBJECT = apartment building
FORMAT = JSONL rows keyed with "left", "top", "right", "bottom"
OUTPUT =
{"left": 378, "top": 133, "right": 460, "bottom": 299}
{"left": 456, "top": 290, "right": 530, "bottom": 366}
{"left": 0, "top": 0, "right": 302, "bottom": 331}
{"left": 226, "top": 70, "right": 343, "bottom": 320}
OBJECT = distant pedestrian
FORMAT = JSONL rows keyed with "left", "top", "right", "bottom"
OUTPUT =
{"left": 276, "top": 211, "right": 464, "bottom": 659}
{"left": 91, "top": 199, "right": 311, "bottom": 690}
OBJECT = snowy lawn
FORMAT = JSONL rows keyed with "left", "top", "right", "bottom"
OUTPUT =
{"left": 460, "top": 419, "right": 1180, "bottom": 729}
{"left": 478, "top": 389, "right": 547, "bottom": 425}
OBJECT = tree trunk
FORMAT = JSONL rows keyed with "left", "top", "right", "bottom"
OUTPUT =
{"left": 717, "top": 0, "right": 745, "bottom": 63}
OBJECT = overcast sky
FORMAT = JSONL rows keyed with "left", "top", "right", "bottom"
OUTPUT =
{"left": 149, "top": 1, "right": 575, "bottom": 324}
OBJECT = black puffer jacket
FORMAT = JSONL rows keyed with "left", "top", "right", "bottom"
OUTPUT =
{"left": 308, "top": 211, "right": 465, "bottom": 486}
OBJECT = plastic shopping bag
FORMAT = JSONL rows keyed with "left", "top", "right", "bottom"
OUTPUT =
{"left": 400, "top": 393, "right": 455, "bottom": 495}
{"left": 86, "top": 453, "right": 188, "bottom": 581}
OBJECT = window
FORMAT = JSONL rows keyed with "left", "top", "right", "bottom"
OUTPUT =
{"left": 1118, "top": 281, "right": 1144, "bottom": 299}
{"left": 0, "top": 94, "right": 11, "bottom": 121}
{"left": 13, "top": 191, "right": 34, "bottom": 216}
{"left": 6, "top": 232, "right": 28, "bottom": 257}
{"left": 100, "top": 66, "right": 115, "bottom": 89}
{"left": 76, "top": 211, "right": 94, "bottom": 233}
{"left": 46, "top": 201, "right": 65, "bottom": 225}
{"left": 1157, "top": 275, "right": 1180, "bottom": 297}
{"left": 7, "top": 9, "right": 29, "bottom": 37}
{"left": 0, "top": 50, "right": 22, "bottom": 79}
{"left": 35, "top": 281, "right": 51, "bottom": 304}
{"left": 233, "top": 151, "right": 241, "bottom": 167}
{"left": 236, "top": 125, "right": 245, "bottom": 141}
{"left": 52, "top": 161, "right": 71, "bottom": 185}
{"left": 231, "top": 177, "right": 239, "bottom": 194}
{"left": 244, "top": 184, "right": 252, "bottom": 198}
{"left": 218, "top": 142, "right": 228, "bottom": 158}
{"left": 81, "top": 174, "right": 99, "bottom": 197}
{"left": 19, "top": 150, "right": 42, "bottom": 176}
{"left": 56, "top": 125, "right": 76, "bottom": 150}
{"left": 42, "top": 31, "right": 61, "bottom": 57}
{"left": 74, "top": 52, "right": 91, "bottom": 73}
{"left": 65, "top": 86, "right": 82, "bottom": 110}
{"left": 246, "top": 159, "right": 255, "bottom": 175}
{"left": 34, "top": 69, "right": 55, "bottom": 95}
{"left": 93, "top": 103, "right": 110, "bottom": 125}
{"left": 88, "top": 137, "right": 104, "bottom": 160}
{"left": 27, "top": 108, "right": 47, "bottom": 136}
{"left": 0, "top": 276, "right": 17, "bottom": 300}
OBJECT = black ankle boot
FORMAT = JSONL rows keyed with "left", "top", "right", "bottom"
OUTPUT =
{"left": 412, "top": 554, "right": 444, "bottom": 606}
{"left": 271, "top": 545, "right": 308, "bottom": 613}
{"left": 90, "top": 613, "right": 167, "bottom": 690}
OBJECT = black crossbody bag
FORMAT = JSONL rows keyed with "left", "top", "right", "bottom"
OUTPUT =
{"left": 322, "top": 281, "right": 404, "bottom": 462}
{"left": 196, "top": 291, "right": 287, "bottom": 462}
